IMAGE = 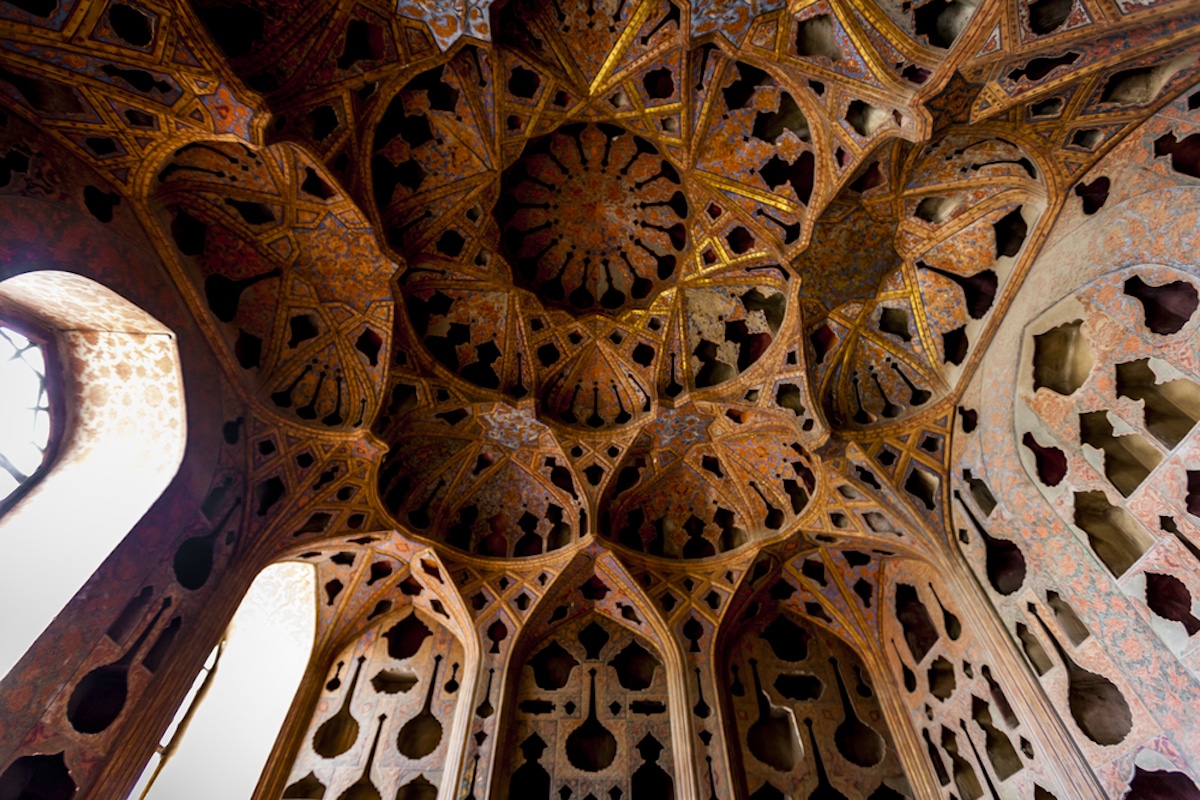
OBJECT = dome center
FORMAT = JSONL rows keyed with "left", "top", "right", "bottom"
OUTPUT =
{"left": 497, "top": 123, "right": 689, "bottom": 315}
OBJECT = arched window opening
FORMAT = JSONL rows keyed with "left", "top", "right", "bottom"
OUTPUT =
{"left": 0, "top": 271, "right": 186, "bottom": 678}
{"left": 0, "top": 323, "right": 51, "bottom": 508}
{"left": 129, "top": 561, "right": 317, "bottom": 800}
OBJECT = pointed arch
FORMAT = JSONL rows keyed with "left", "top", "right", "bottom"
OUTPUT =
{"left": 0, "top": 270, "right": 186, "bottom": 677}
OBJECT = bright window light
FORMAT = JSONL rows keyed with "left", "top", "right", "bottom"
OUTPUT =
{"left": 0, "top": 325, "right": 50, "bottom": 506}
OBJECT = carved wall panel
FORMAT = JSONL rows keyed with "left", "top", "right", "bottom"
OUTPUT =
{"left": 496, "top": 612, "right": 675, "bottom": 800}
{"left": 282, "top": 607, "right": 465, "bottom": 799}
{"left": 722, "top": 605, "right": 909, "bottom": 798}
{"left": 880, "top": 558, "right": 1071, "bottom": 799}
{"left": 952, "top": 86, "right": 1200, "bottom": 796}
{"left": 3, "top": 0, "right": 1200, "bottom": 799}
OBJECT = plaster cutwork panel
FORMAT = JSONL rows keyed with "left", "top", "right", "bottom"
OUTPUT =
{"left": 282, "top": 607, "right": 464, "bottom": 799}
{"left": 806, "top": 135, "right": 1048, "bottom": 433}
{"left": 152, "top": 141, "right": 394, "bottom": 433}
{"left": 723, "top": 605, "right": 910, "bottom": 798}
{"left": 497, "top": 612, "right": 675, "bottom": 800}
{"left": 1016, "top": 266, "right": 1200, "bottom": 660}
{"left": 947, "top": 90, "right": 1200, "bottom": 795}
{"left": 8, "top": 0, "right": 1200, "bottom": 799}
{"left": 881, "top": 559, "right": 1070, "bottom": 800}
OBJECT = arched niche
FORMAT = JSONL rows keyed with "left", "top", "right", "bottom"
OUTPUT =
{"left": 879, "top": 558, "right": 1074, "bottom": 800}
{"left": 131, "top": 561, "right": 317, "bottom": 799}
{"left": 0, "top": 270, "right": 185, "bottom": 677}
{"left": 280, "top": 605, "right": 465, "bottom": 799}
{"left": 494, "top": 611, "right": 676, "bottom": 800}
{"left": 148, "top": 139, "right": 394, "bottom": 435}
{"left": 719, "top": 602, "right": 909, "bottom": 798}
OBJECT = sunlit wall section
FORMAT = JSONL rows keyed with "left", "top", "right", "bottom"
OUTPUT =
{"left": 0, "top": 271, "right": 186, "bottom": 678}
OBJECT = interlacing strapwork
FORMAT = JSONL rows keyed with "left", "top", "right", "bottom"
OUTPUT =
{"left": 4, "top": 0, "right": 1200, "bottom": 798}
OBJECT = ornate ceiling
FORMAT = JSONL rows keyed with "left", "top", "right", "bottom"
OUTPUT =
{"left": 1, "top": 0, "right": 1198, "bottom": 563}
{"left": 184, "top": 0, "right": 1198, "bottom": 562}
{"left": 3, "top": 0, "right": 1200, "bottom": 797}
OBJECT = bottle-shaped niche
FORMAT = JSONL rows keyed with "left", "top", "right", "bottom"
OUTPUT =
{"left": 566, "top": 667, "right": 618, "bottom": 771}
{"left": 336, "top": 714, "right": 386, "bottom": 800}
{"left": 1030, "top": 606, "right": 1132, "bottom": 745}
{"left": 928, "top": 583, "right": 962, "bottom": 640}
{"left": 173, "top": 498, "right": 243, "bottom": 590}
{"left": 510, "top": 733, "right": 551, "bottom": 797}
{"left": 313, "top": 655, "right": 367, "bottom": 758}
{"left": 802, "top": 718, "right": 849, "bottom": 800}
{"left": 890, "top": 641, "right": 917, "bottom": 692}
{"left": 923, "top": 728, "right": 951, "bottom": 786}
{"left": 829, "top": 657, "right": 884, "bottom": 767}
{"left": 67, "top": 598, "right": 171, "bottom": 734}
{"left": 631, "top": 734, "right": 674, "bottom": 799}
{"left": 746, "top": 658, "right": 803, "bottom": 772}
{"left": 970, "top": 696, "right": 1022, "bottom": 780}
{"left": 693, "top": 667, "right": 711, "bottom": 718}
{"left": 940, "top": 726, "right": 982, "bottom": 800}
{"left": 730, "top": 664, "right": 746, "bottom": 696}
{"left": 475, "top": 667, "right": 495, "bottom": 718}
{"left": 326, "top": 661, "right": 345, "bottom": 692}
{"left": 463, "top": 754, "right": 481, "bottom": 800}
{"left": 397, "top": 654, "right": 444, "bottom": 759}
{"left": 955, "top": 490, "right": 1026, "bottom": 595}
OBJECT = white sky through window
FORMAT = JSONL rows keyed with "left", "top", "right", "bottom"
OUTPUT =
{"left": 0, "top": 325, "right": 50, "bottom": 505}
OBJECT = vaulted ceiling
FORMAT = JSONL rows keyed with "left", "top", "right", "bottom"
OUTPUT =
{"left": 3, "top": 0, "right": 1200, "bottom": 797}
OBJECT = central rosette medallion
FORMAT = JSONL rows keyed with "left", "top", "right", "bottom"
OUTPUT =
{"left": 497, "top": 122, "right": 688, "bottom": 315}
